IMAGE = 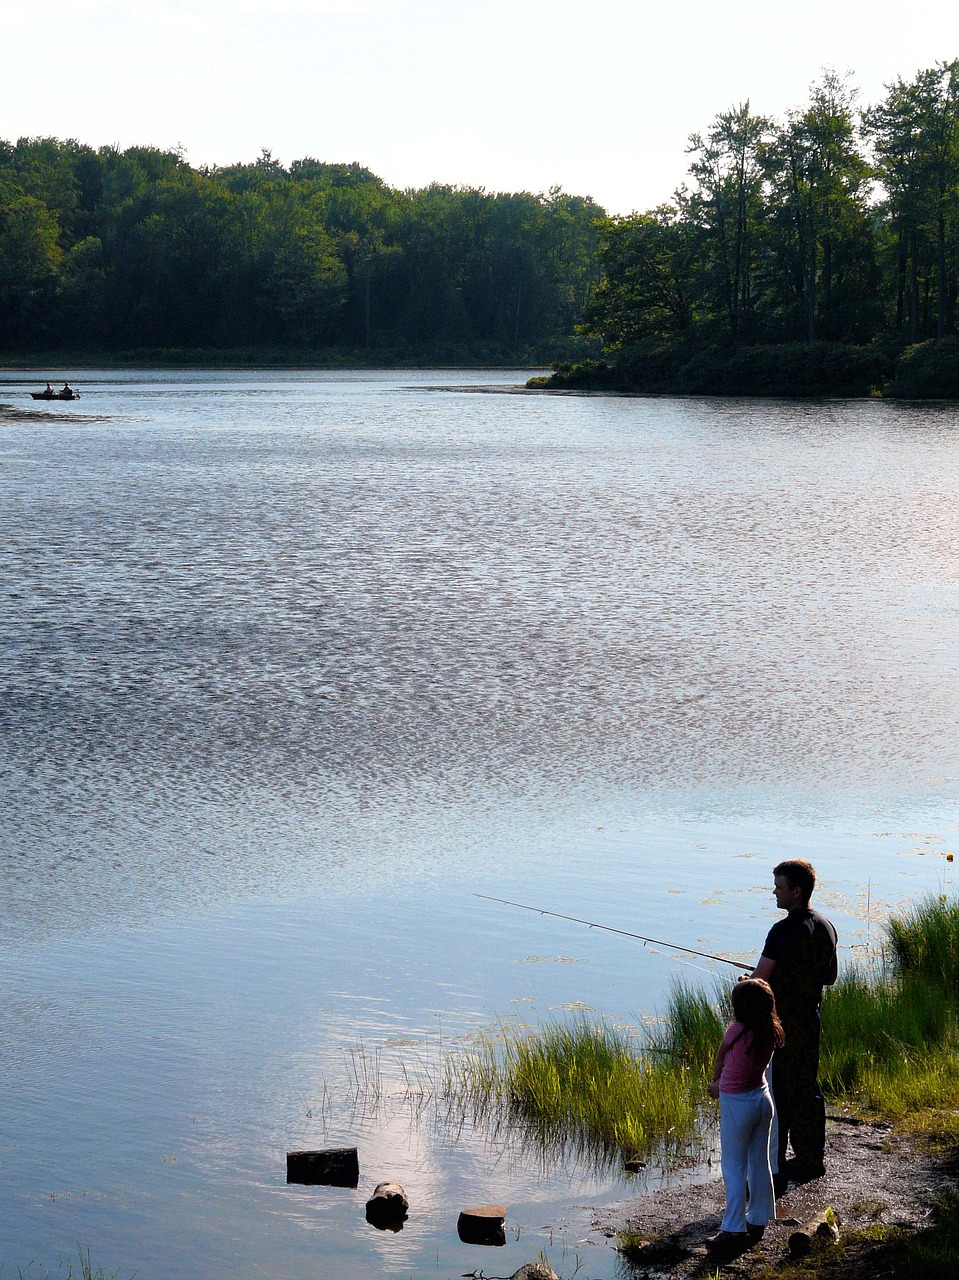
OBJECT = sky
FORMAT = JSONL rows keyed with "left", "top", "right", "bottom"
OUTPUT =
{"left": 3, "top": 1, "right": 957, "bottom": 214}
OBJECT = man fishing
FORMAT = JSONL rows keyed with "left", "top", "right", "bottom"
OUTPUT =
{"left": 747, "top": 859, "right": 837, "bottom": 1193}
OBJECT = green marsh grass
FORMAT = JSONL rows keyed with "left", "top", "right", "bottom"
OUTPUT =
{"left": 887, "top": 893, "right": 959, "bottom": 990}
{"left": 445, "top": 1016, "right": 706, "bottom": 1168}
{"left": 818, "top": 897, "right": 959, "bottom": 1117}
{"left": 445, "top": 983, "right": 733, "bottom": 1170}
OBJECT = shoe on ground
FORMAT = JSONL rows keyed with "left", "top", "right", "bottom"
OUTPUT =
{"left": 746, "top": 1223, "right": 765, "bottom": 1243}
{"left": 707, "top": 1230, "right": 749, "bottom": 1256}
{"left": 792, "top": 1160, "right": 826, "bottom": 1182}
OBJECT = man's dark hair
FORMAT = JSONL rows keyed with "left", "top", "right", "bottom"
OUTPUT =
{"left": 774, "top": 858, "right": 816, "bottom": 905}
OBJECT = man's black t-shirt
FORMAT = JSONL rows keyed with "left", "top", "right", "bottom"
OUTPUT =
{"left": 762, "top": 907, "right": 838, "bottom": 1023}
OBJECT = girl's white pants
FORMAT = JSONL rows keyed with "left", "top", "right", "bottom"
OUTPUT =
{"left": 719, "top": 1083, "right": 776, "bottom": 1233}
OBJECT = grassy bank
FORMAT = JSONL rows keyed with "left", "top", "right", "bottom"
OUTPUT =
{"left": 749, "top": 1189, "right": 959, "bottom": 1280}
{"left": 447, "top": 895, "right": 959, "bottom": 1165}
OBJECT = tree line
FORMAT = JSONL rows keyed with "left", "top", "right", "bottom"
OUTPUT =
{"left": 0, "top": 141, "right": 604, "bottom": 360}
{"left": 557, "top": 61, "right": 959, "bottom": 396}
{"left": 5, "top": 61, "right": 959, "bottom": 391}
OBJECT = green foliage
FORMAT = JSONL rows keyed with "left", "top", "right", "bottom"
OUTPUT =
{"left": 0, "top": 138, "right": 603, "bottom": 358}
{"left": 817, "top": 897, "right": 959, "bottom": 1116}
{"left": 889, "top": 338, "right": 959, "bottom": 397}
{"left": 567, "top": 60, "right": 959, "bottom": 394}
{"left": 546, "top": 340, "right": 893, "bottom": 395}
{"left": 445, "top": 1016, "right": 705, "bottom": 1169}
{"left": 6, "top": 58, "right": 959, "bottom": 378}
{"left": 443, "top": 900, "right": 959, "bottom": 1181}
{"left": 649, "top": 979, "right": 727, "bottom": 1081}
{"left": 885, "top": 893, "right": 959, "bottom": 987}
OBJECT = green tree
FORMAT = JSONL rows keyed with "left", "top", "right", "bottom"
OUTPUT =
{"left": 867, "top": 61, "right": 959, "bottom": 339}
{"left": 684, "top": 102, "right": 770, "bottom": 336}
{"left": 0, "top": 188, "right": 62, "bottom": 343}
{"left": 763, "top": 72, "right": 875, "bottom": 342}
{"left": 585, "top": 207, "right": 699, "bottom": 348}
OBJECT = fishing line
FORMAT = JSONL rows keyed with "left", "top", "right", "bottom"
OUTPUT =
{"left": 474, "top": 893, "right": 751, "bottom": 971}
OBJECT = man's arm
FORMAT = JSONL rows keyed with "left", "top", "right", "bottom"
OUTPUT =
{"left": 748, "top": 955, "right": 777, "bottom": 983}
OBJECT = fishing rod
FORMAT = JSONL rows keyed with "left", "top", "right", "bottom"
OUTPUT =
{"left": 474, "top": 893, "right": 751, "bottom": 971}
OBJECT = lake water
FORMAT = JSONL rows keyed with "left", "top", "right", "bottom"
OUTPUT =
{"left": 1, "top": 369, "right": 957, "bottom": 1279}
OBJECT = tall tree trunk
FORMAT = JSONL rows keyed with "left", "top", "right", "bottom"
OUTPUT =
{"left": 364, "top": 270, "right": 371, "bottom": 351}
{"left": 937, "top": 210, "right": 947, "bottom": 339}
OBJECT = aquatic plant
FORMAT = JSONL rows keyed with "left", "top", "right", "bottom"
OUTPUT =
{"left": 885, "top": 894, "right": 959, "bottom": 993}
{"left": 648, "top": 978, "right": 728, "bottom": 1080}
{"left": 7, "top": 1247, "right": 133, "bottom": 1280}
{"left": 817, "top": 899, "right": 959, "bottom": 1117}
{"left": 338, "top": 897, "right": 959, "bottom": 1179}
{"left": 444, "top": 1015, "right": 705, "bottom": 1169}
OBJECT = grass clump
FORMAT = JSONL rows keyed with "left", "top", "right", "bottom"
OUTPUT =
{"left": 819, "top": 896, "right": 959, "bottom": 1119}
{"left": 649, "top": 979, "right": 727, "bottom": 1078}
{"left": 446, "top": 1015, "right": 705, "bottom": 1168}
{"left": 887, "top": 894, "right": 959, "bottom": 990}
{"left": 5, "top": 1248, "right": 133, "bottom": 1280}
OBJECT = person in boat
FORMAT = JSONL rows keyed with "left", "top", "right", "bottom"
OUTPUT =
{"left": 747, "top": 858, "right": 837, "bottom": 1193}
{"left": 44, "top": 382, "right": 54, "bottom": 397}
{"left": 60, "top": 383, "right": 74, "bottom": 399}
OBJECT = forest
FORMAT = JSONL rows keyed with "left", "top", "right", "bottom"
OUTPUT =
{"left": 554, "top": 61, "right": 959, "bottom": 396}
{"left": 0, "top": 142, "right": 603, "bottom": 362}
{"left": 2, "top": 60, "right": 959, "bottom": 392}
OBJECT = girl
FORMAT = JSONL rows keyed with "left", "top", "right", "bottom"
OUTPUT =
{"left": 707, "top": 977, "right": 784, "bottom": 1252}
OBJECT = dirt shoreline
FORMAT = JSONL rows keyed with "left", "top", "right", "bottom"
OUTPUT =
{"left": 591, "top": 1117, "right": 957, "bottom": 1276}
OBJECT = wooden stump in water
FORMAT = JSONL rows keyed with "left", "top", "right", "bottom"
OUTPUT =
{"left": 365, "top": 1180, "right": 409, "bottom": 1229}
{"left": 457, "top": 1203, "right": 507, "bottom": 1245}
{"left": 285, "top": 1147, "right": 359, "bottom": 1187}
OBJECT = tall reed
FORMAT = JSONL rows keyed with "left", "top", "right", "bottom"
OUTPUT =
{"left": 886, "top": 894, "right": 959, "bottom": 991}
{"left": 445, "top": 1016, "right": 705, "bottom": 1167}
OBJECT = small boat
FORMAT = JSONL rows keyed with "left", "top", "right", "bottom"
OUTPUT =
{"left": 31, "top": 389, "right": 81, "bottom": 401}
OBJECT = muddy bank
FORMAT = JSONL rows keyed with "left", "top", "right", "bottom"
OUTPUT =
{"left": 592, "top": 1117, "right": 957, "bottom": 1276}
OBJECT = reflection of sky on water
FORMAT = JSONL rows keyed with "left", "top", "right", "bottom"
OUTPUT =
{"left": 1, "top": 371, "right": 958, "bottom": 1276}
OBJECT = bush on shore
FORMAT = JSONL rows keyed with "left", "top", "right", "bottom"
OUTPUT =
{"left": 535, "top": 336, "right": 959, "bottom": 398}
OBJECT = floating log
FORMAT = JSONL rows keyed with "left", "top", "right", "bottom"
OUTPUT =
{"left": 365, "top": 1180, "right": 409, "bottom": 1229}
{"left": 457, "top": 1203, "right": 507, "bottom": 1246}
{"left": 788, "top": 1207, "right": 840, "bottom": 1256}
{"left": 286, "top": 1147, "right": 359, "bottom": 1187}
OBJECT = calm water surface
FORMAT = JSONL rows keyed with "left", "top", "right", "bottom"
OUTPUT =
{"left": 1, "top": 370, "right": 958, "bottom": 1278}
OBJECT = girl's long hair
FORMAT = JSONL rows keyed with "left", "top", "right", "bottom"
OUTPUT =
{"left": 731, "top": 978, "right": 785, "bottom": 1053}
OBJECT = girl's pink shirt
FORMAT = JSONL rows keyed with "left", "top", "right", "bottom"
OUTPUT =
{"left": 718, "top": 1020, "right": 774, "bottom": 1094}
